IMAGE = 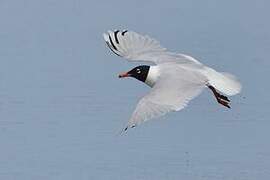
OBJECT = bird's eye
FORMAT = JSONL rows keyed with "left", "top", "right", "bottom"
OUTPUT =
{"left": 136, "top": 69, "right": 141, "bottom": 74}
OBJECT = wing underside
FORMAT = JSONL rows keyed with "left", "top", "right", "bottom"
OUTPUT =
{"left": 125, "top": 65, "right": 207, "bottom": 130}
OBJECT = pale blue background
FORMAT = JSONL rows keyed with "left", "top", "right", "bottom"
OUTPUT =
{"left": 0, "top": 0, "right": 269, "bottom": 179}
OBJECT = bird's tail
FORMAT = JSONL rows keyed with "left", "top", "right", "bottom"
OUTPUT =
{"left": 204, "top": 67, "right": 242, "bottom": 96}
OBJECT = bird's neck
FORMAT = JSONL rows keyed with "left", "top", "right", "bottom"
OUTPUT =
{"left": 145, "top": 66, "right": 160, "bottom": 87}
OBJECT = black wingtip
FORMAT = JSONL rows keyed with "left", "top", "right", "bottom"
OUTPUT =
{"left": 105, "top": 41, "right": 121, "bottom": 57}
{"left": 122, "top": 30, "right": 128, "bottom": 36}
{"left": 114, "top": 30, "right": 120, "bottom": 44}
{"left": 108, "top": 34, "right": 118, "bottom": 51}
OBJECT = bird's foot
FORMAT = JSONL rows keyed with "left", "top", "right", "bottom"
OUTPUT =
{"left": 216, "top": 96, "right": 230, "bottom": 108}
{"left": 208, "top": 85, "right": 230, "bottom": 108}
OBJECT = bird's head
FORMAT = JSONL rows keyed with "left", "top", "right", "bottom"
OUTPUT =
{"left": 118, "top": 65, "right": 150, "bottom": 82}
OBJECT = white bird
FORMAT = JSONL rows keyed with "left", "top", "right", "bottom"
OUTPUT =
{"left": 103, "top": 30, "right": 241, "bottom": 131}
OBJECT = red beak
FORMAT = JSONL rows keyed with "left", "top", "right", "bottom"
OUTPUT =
{"left": 118, "top": 72, "right": 130, "bottom": 78}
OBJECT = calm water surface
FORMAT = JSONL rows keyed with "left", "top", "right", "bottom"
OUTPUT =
{"left": 0, "top": 0, "right": 270, "bottom": 179}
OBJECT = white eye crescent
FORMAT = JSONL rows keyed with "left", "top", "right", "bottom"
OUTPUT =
{"left": 136, "top": 69, "right": 141, "bottom": 73}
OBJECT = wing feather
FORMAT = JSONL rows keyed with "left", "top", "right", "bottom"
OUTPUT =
{"left": 103, "top": 30, "right": 202, "bottom": 65}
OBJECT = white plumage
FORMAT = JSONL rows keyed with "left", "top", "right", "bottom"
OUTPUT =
{"left": 103, "top": 30, "right": 242, "bottom": 130}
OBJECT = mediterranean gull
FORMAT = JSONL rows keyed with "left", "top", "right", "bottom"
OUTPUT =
{"left": 103, "top": 30, "right": 242, "bottom": 131}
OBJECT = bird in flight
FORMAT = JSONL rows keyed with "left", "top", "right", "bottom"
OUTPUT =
{"left": 103, "top": 30, "right": 241, "bottom": 131}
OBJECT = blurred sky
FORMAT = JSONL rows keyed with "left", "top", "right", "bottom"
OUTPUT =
{"left": 0, "top": 0, "right": 270, "bottom": 179}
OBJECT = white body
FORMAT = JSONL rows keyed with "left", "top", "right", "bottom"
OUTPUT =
{"left": 145, "top": 66, "right": 160, "bottom": 87}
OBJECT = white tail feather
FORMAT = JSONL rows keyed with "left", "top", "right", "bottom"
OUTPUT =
{"left": 204, "top": 67, "right": 242, "bottom": 96}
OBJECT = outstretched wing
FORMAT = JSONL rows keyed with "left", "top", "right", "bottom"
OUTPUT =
{"left": 103, "top": 30, "right": 202, "bottom": 65}
{"left": 125, "top": 64, "right": 207, "bottom": 130}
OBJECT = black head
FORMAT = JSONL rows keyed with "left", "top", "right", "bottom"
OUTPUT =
{"left": 118, "top": 65, "right": 150, "bottom": 82}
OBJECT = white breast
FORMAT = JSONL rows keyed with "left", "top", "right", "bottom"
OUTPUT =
{"left": 145, "top": 66, "right": 160, "bottom": 87}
